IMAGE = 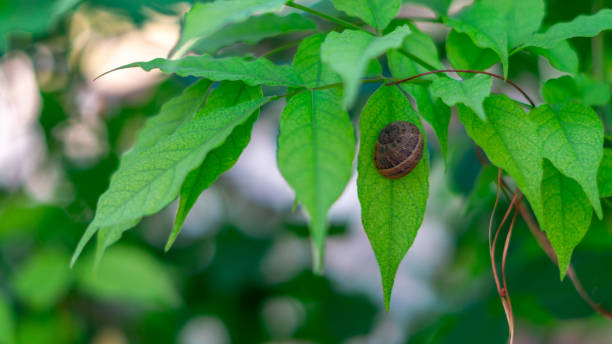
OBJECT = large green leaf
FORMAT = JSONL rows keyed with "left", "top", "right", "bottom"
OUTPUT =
{"left": 457, "top": 95, "right": 543, "bottom": 222}
{"left": 13, "top": 249, "right": 72, "bottom": 310}
{"left": 72, "top": 96, "right": 271, "bottom": 265}
{"left": 167, "top": 81, "right": 262, "bottom": 251}
{"left": 357, "top": 85, "right": 429, "bottom": 310}
{"left": 395, "top": 26, "right": 444, "bottom": 70}
{"left": 598, "top": 149, "right": 612, "bottom": 198}
{"left": 541, "top": 75, "right": 611, "bottom": 106}
{"left": 530, "top": 102, "right": 603, "bottom": 218}
{"left": 277, "top": 35, "right": 355, "bottom": 272}
{"left": 444, "top": 0, "right": 545, "bottom": 77}
{"left": 330, "top": 0, "right": 401, "bottom": 30}
{"left": 430, "top": 74, "right": 492, "bottom": 120}
{"left": 76, "top": 246, "right": 179, "bottom": 307}
{"left": 541, "top": 160, "right": 593, "bottom": 280}
{"left": 387, "top": 50, "right": 451, "bottom": 164}
{"left": 106, "top": 55, "right": 304, "bottom": 87}
{"left": 172, "top": 0, "right": 287, "bottom": 55}
{"left": 321, "top": 25, "right": 411, "bottom": 108}
{"left": 521, "top": 8, "right": 612, "bottom": 50}
{"left": 527, "top": 40, "right": 578, "bottom": 75}
{"left": 0, "top": 293, "right": 14, "bottom": 344}
{"left": 445, "top": 30, "right": 499, "bottom": 74}
{"left": 193, "top": 13, "right": 316, "bottom": 54}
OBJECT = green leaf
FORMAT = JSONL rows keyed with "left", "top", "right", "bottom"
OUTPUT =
{"left": 387, "top": 50, "right": 451, "bottom": 164}
{"left": 457, "top": 95, "right": 543, "bottom": 222}
{"left": 357, "top": 85, "right": 429, "bottom": 310}
{"left": 13, "top": 249, "right": 72, "bottom": 310}
{"left": 397, "top": 27, "right": 444, "bottom": 70}
{"left": 330, "top": 0, "right": 401, "bottom": 30}
{"left": 107, "top": 55, "right": 304, "bottom": 88}
{"left": 277, "top": 35, "right": 355, "bottom": 272}
{"left": 444, "top": 0, "right": 545, "bottom": 77}
{"left": 430, "top": 74, "right": 492, "bottom": 120}
{"left": 172, "top": 0, "right": 287, "bottom": 55}
{"left": 321, "top": 25, "right": 411, "bottom": 108}
{"left": 193, "top": 13, "right": 316, "bottom": 54}
{"left": 531, "top": 102, "right": 603, "bottom": 218}
{"left": 522, "top": 8, "right": 612, "bottom": 50}
{"left": 292, "top": 34, "right": 341, "bottom": 88}
{"left": 598, "top": 149, "right": 612, "bottom": 198}
{"left": 95, "top": 219, "right": 141, "bottom": 267}
{"left": 72, "top": 95, "right": 271, "bottom": 265}
{"left": 445, "top": 30, "right": 499, "bottom": 75}
{"left": 403, "top": 0, "right": 451, "bottom": 15}
{"left": 76, "top": 245, "right": 179, "bottom": 308}
{"left": 0, "top": 294, "right": 14, "bottom": 344}
{"left": 278, "top": 89, "right": 355, "bottom": 273}
{"left": 541, "top": 160, "right": 593, "bottom": 280}
{"left": 465, "top": 165, "right": 499, "bottom": 214}
{"left": 167, "top": 81, "right": 262, "bottom": 251}
{"left": 527, "top": 40, "right": 578, "bottom": 75}
{"left": 541, "top": 75, "right": 610, "bottom": 107}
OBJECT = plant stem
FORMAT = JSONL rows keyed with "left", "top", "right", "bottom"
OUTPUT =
{"left": 387, "top": 69, "right": 537, "bottom": 107}
{"left": 286, "top": 1, "right": 366, "bottom": 33}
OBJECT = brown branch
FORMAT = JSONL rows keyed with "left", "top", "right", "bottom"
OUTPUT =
{"left": 386, "top": 69, "right": 536, "bottom": 107}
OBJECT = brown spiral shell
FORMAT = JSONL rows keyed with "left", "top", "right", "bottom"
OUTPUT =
{"left": 373, "top": 121, "right": 424, "bottom": 179}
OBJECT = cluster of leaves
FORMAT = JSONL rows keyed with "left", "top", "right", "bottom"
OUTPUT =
{"left": 72, "top": 0, "right": 612, "bottom": 310}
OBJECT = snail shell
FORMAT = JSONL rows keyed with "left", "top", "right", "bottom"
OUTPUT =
{"left": 374, "top": 121, "right": 424, "bottom": 179}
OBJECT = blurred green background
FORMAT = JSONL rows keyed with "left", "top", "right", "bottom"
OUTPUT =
{"left": 0, "top": 0, "right": 611, "bottom": 343}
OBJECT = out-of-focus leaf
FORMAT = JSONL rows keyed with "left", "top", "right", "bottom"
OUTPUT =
{"left": 598, "top": 149, "right": 612, "bottom": 198}
{"left": 444, "top": 0, "right": 545, "bottom": 77}
{"left": 105, "top": 55, "right": 304, "bottom": 87}
{"left": 531, "top": 102, "right": 603, "bottom": 218}
{"left": 321, "top": 25, "right": 411, "bottom": 108}
{"left": 458, "top": 95, "right": 544, "bottom": 222}
{"left": 0, "top": 294, "right": 14, "bottom": 344}
{"left": 541, "top": 75, "right": 610, "bottom": 106}
{"left": 403, "top": 0, "right": 451, "bottom": 15}
{"left": 527, "top": 40, "right": 579, "bottom": 75}
{"left": 445, "top": 30, "right": 499, "bottom": 75}
{"left": 76, "top": 245, "right": 179, "bottom": 307}
{"left": 387, "top": 50, "right": 451, "bottom": 164}
{"left": 277, "top": 35, "right": 354, "bottom": 272}
{"left": 430, "top": 74, "right": 492, "bottom": 120}
{"left": 464, "top": 164, "right": 498, "bottom": 214}
{"left": 521, "top": 8, "right": 612, "bottom": 50}
{"left": 168, "top": 81, "right": 262, "bottom": 251}
{"left": 173, "top": 0, "right": 287, "bottom": 55}
{"left": 193, "top": 13, "right": 316, "bottom": 54}
{"left": 0, "top": 0, "right": 80, "bottom": 50}
{"left": 72, "top": 95, "right": 271, "bottom": 265}
{"left": 357, "top": 85, "right": 429, "bottom": 310}
{"left": 541, "top": 160, "right": 593, "bottom": 279}
{"left": 330, "top": 0, "right": 401, "bottom": 30}
{"left": 13, "top": 249, "right": 72, "bottom": 310}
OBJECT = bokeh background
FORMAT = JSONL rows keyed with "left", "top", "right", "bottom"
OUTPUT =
{"left": 1, "top": 0, "right": 611, "bottom": 343}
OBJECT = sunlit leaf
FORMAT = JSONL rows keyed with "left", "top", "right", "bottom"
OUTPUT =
{"left": 72, "top": 93, "right": 271, "bottom": 265}
{"left": 541, "top": 75, "right": 611, "bottom": 106}
{"left": 167, "top": 81, "right": 262, "bottom": 251}
{"left": 458, "top": 95, "right": 543, "bottom": 221}
{"left": 444, "top": 0, "right": 545, "bottom": 77}
{"left": 541, "top": 160, "right": 593, "bottom": 279}
{"left": 430, "top": 74, "right": 492, "bottom": 120}
{"left": 531, "top": 102, "right": 603, "bottom": 218}
{"left": 527, "top": 40, "right": 578, "bottom": 75}
{"left": 105, "top": 55, "right": 304, "bottom": 87}
{"left": 403, "top": 0, "right": 451, "bottom": 15}
{"left": 521, "top": 8, "right": 612, "bottom": 50}
{"left": 321, "top": 25, "right": 411, "bottom": 108}
{"left": 193, "top": 13, "right": 316, "bottom": 54}
{"left": 330, "top": 0, "right": 401, "bottom": 30}
{"left": 445, "top": 30, "right": 499, "bottom": 75}
{"left": 173, "top": 0, "right": 286, "bottom": 55}
{"left": 357, "top": 85, "right": 429, "bottom": 310}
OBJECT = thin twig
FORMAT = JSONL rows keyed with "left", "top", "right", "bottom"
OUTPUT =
{"left": 386, "top": 69, "right": 536, "bottom": 107}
